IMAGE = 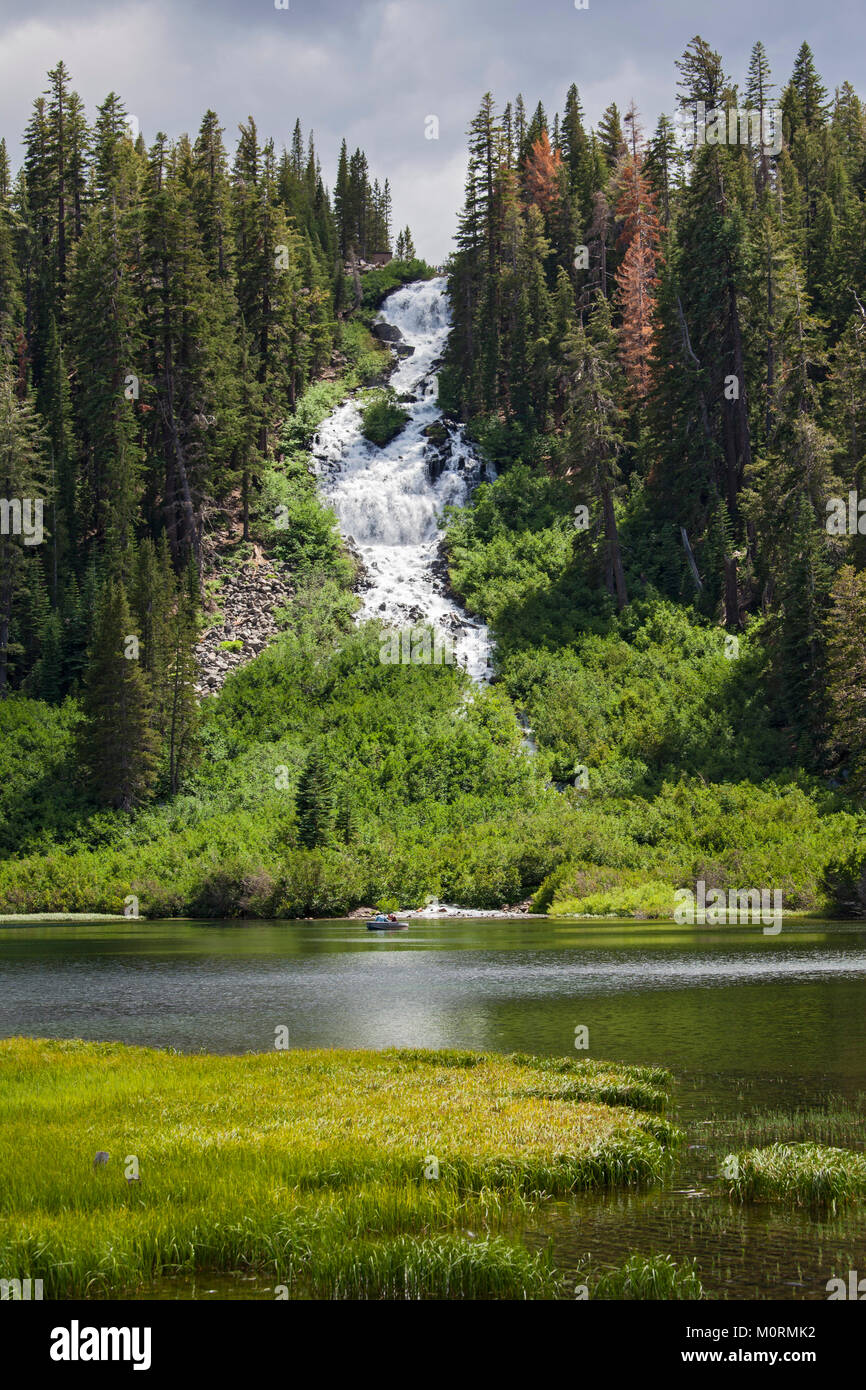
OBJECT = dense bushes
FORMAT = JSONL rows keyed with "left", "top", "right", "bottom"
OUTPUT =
{"left": 444, "top": 470, "right": 790, "bottom": 794}
{"left": 256, "top": 322, "right": 388, "bottom": 581}
{"left": 822, "top": 845, "right": 866, "bottom": 917}
{"left": 530, "top": 781, "right": 862, "bottom": 916}
{"left": 3, "top": 556, "right": 862, "bottom": 917}
{"left": 361, "top": 390, "right": 409, "bottom": 446}
{"left": 2, "top": 351, "right": 863, "bottom": 919}
{"left": 444, "top": 465, "right": 609, "bottom": 649}
{"left": 0, "top": 699, "right": 84, "bottom": 855}
{"left": 1, "top": 761, "right": 861, "bottom": 917}
{"left": 356, "top": 257, "right": 437, "bottom": 314}
{"left": 503, "top": 605, "right": 789, "bottom": 793}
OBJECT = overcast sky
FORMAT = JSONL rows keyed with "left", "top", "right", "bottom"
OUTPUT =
{"left": 0, "top": 0, "right": 863, "bottom": 262}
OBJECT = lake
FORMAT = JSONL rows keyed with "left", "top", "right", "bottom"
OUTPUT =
{"left": 2, "top": 916, "right": 865, "bottom": 1299}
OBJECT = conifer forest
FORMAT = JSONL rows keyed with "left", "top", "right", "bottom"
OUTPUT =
{"left": 1, "top": 0, "right": 865, "bottom": 1334}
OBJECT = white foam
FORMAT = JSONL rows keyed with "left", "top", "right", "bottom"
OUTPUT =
{"left": 313, "top": 278, "right": 495, "bottom": 682}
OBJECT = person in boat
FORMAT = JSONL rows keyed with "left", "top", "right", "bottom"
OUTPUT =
{"left": 387, "top": 913, "right": 398, "bottom": 922}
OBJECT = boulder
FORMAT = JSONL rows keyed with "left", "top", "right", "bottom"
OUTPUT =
{"left": 373, "top": 322, "right": 403, "bottom": 343}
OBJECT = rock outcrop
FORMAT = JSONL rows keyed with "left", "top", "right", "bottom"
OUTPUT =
{"left": 196, "top": 560, "right": 293, "bottom": 695}
{"left": 373, "top": 322, "right": 404, "bottom": 343}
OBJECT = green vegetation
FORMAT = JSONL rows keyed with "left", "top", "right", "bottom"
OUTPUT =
{"left": 0, "top": 599, "right": 860, "bottom": 913}
{"left": 435, "top": 41, "right": 866, "bottom": 912}
{"left": 580, "top": 1253, "right": 705, "bottom": 1300}
{"left": 1, "top": 47, "right": 864, "bottom": 923}
{"left": 702, "top": 1095, "right": 866, "bottom": 1151}
{"left": 256, "top": 321, "right": 388, "bottom": 583}
{"left": 361, "top": 389, "right": 410, "bottom": 447}
{"left": 725, "top": 1142, "right": 866, "bottom": 1209}
{"left": 356, "top": 257, "right": 436, "bottom": 315}
{"left": 0, "top": 1039, "right": 678, "bottom": 1299}
{"left": 822, "top": 845, "right": 866, "bottom": 917}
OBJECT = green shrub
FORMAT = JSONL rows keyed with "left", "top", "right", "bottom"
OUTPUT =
{"left": 584, "top": 1253, "right": 705, "bottom": 1300}
{"left": 339, "top": 317, "right": 391, "bottom": 383}
{"left": 726, "top": 1142, "right": 866, "bottom": 1209}
{"left": 550, "top": 880, "right": 677, "bottom": 919}
{"left": 821, "top": 844, "right": 866, "bottom": 917}
{"left": 357, "top": 257, "right": 436, "bottom": 313}
{"left": 361, "top": 390, "right": 409, "bottom": 447}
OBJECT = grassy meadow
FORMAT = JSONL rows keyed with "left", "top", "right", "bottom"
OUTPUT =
{"left": 0, "top": 1038, "right": 679, "bottom": 1300}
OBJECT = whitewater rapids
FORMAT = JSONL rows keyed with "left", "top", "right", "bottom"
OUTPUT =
{"left": 312, "top": 277, "right": 495, "bottom": 681}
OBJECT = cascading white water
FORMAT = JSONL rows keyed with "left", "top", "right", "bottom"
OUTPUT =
{"left": 313, "top": 277, "right": 495, "bottom": 681}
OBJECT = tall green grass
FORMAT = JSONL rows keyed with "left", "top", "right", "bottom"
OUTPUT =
{"left": 0, "top": 1039, "right": 679, "bottom": 1300}
{"left": 725, "top": 1142, "right": 866, "bottom": 1210}
{"left": 579, "top": 1253, "right": 706, "bottom": 1301}
{"left": 702, "top": 1095, "right": 866, "bottom": 1151}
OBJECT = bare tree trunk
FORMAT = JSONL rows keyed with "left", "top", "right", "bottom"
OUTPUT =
{"left": 680, "top": 527, "right": 703, "bottom": 591}
{"left": 349, "top": 246, "right": 362, "bottom": 312}
{"left": 724, "top": 555, "right": 740, "bottom": 629}
{"left": 160, "top": 256, "right": 199, "bottom": 568}
{"left": 602, "top": 484, "right": 628, "bottom": 611}
{"left": 765, "top": 247, "right": 775, "bottom": 440}
{"left": 0, "top": 541, "right": 12, "bottom": 696}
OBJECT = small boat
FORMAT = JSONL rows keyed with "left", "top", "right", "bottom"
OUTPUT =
{"left": 366, "top": 914, "right": 409, "bottom": 931}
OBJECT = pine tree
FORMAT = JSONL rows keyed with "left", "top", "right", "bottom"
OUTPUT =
{"left": 192, "top": 111, "right": 231, "bottom": 280}
{"left": 831, "top": 82, "right": 866, "bottom": 183}
{"left": 597, "top": 103, "right": 626, "bottom": 171}
{"left": 334, "top": 138, "right": 349, "bottom": 257}
{"left": 295, "top": 748, "right": 335, "bottom": 848}
{"left": 32, "top": 607, "right": 63, "bottom": 702}
{"left": 334, "top": 794, "right": 358, "bottom": 846}
{"left": 746, "top": 41, "right": 774, "bottom": 115}
{"left": 140, "top": 130, "right": 241, "bottom": 567}
{"left": 790, "top": 42, "right": 830, "bottom": 132}
{"left": 0, "top": 142, "right": 23, "bottom": 359}
{"left": 825, "top": 564, "right": 866, "bottom": 789}
{"left": 563, "top": 296, "right": 628, "bottom": 609}
{"left": 45, "top": 60, "right": 81, "bottom": 291}
{"left": 0, "top": 369, "right": 48, "bottom": 694}
{"left": 65, "top": 200, "right": 141, "bottom": 558}
{"left": 162, "top": 585, "right": 199, "bottom": 794}
{"left": 523, "top": 130, "right": 563, "bottom": 214}
{"left": 92, "top": 92, "right": 137, "bottom": 206}
{"left": 614, "top": 135, "right": 664, "bottom": 399}
{"left": 78, "top": 579, "right": 159, "bottom": 810}
{"left": 561, "top": 84, "right": 588, "bottom": 191}
{"left": 745, "top": 42, "right": 775, "bottom": 191}
{"left": 776, "top": 495, "right": 833, "bottom": 755}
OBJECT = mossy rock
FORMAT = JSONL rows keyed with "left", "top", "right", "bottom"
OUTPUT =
{"left": 423, "top": 422, "right": 449, "bottom": 446}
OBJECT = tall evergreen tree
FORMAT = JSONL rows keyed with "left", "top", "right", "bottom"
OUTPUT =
{"left": 295, "top": 747, "right": 335, "bottom": 848}
{"left": 0, "top": 369, "right": 48, "bottom": 694}
{"left": 78, "top": 578, "right": 159, "bottom": 809}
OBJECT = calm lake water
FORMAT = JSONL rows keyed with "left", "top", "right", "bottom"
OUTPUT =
{"left": 2, "top": 917, "right": 865, "bottom": 1299}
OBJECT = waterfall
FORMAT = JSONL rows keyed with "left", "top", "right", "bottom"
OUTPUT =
{"left": 313, "top": 277, "right": 495, "bottom": 681}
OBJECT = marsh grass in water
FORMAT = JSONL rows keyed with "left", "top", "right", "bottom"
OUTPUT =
{"left": 726, "top": 1142, "right": 866, "bottom": 1211}
{"left": 507, "top": 1053, "right": 672, "bottom": 1113}
{"left": 577, "top": 1253, "right": 706, "bottom": 1300}
{"left": 702, "top": 1095, "right": 866, "bottom": 1152}
{"left": 0, "top": 1039, "right": 679, "bottom": 1300}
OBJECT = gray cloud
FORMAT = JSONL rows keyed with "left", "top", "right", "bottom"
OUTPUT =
{"left": 0, "top": 0, "right": 863, "bottom": 261}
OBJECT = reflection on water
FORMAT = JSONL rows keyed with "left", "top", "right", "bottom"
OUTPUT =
{"left": 2, "top": 917, "right": 865, "bottom": 1299}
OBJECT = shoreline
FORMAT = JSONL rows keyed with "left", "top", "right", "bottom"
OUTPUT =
{"left": 0, "top": 908, "right": 843, "bottom": 926}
